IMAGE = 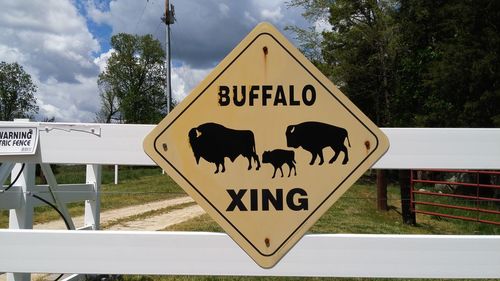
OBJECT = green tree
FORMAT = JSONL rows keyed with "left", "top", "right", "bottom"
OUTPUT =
{"left": 321, "top": 0, "right": 400, "bottom": 127}
{"left": 426, "top": 0, "right": 500, "bottom": 127}
{"left": 97, "top": 33, "right": 166, "bottom": 124}
{"left": 0, "top": 61, "right": 38, "bottom": 121}
{"left": 321, "top": 0, "right": 400, "bottom": 211}
{"left": 391, "top": 0, "right": 437, "bottom": 126}
{"left": 288, "top": 0, "right": 401, "bottom": 211}
{"left": 397, "top": 0, "right": 500, "bottom": 127}
{"left": 290, "top": 0, "right": 500, "bottom": 214}
{"left": 95, "top": 82, "right": 121, "bottom": 123}
{"left": 291, "top": 0, "right": 500, "bottom": 128}
{"left": 286, "top": 0, "right": 333, "bottom": 64}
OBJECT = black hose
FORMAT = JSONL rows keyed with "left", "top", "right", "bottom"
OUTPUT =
{"left": 29, "top": 192, "right": 72, "bottom": 230}
{"left": 1, "top": 163, "right": 25, "bottom": 193}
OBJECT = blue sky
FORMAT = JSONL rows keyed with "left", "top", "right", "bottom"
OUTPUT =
{"left": 0, "top": 0, "right": 314, "bottom": 122}
{"left": 74, "top": 0, "right": 112, "bottom": 53}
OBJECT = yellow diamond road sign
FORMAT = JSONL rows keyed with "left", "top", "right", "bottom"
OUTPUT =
{"left": 144, "top": 22, "right": 389, "bottom": 268}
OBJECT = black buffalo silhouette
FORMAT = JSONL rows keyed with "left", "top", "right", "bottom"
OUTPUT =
{"left": 286, "top": 121, "right": 351, "bottom": 165}
{"left": 262, "top": 149, "right": 297, "bottom": 178}
{"left": 188, "top": 123, "right": 261, "bottom": 174}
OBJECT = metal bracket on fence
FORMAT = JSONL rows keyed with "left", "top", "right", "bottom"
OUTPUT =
{"left": 41, "top": 124, "right": 101, "bottom": 136}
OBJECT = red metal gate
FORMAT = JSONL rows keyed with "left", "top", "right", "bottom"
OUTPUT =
{"left": 410, "top": 169, "right": 500, "bottom": 225}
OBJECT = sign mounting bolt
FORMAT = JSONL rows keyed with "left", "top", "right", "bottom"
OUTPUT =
{"left": 265, "top": 238, "right": 270, "bottom": 247}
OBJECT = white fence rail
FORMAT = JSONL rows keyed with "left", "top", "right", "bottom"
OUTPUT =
{"left": 1, "top": 121, "right": 500, "bottom": 278}
{"left": 2, "top": 231, "right": 500, "bottom": 278}
{"left": 1, "top": 122, "right": 499, "bottom": 169}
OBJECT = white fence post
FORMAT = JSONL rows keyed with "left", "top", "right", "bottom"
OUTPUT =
{"left": 40, "top": 163, "right": 76, "bottom": 230}
{"left": 0, "top": 162, "right": 14, "bottom": 184}
{"left": 84, "top": 165, "right": 101, "bottom": 230}
{"left": 114, "top": 164, "right": 118, "bottom": 185}
{"left": 7, "top": 163, "right": 35, "bottom": 281}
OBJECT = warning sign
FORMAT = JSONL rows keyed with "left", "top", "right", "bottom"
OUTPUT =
{"left": 144, "top": 22, "right": 389, "bottom": 268}
{"left": 0, "top": 126, "right": 38, "bottom": 155}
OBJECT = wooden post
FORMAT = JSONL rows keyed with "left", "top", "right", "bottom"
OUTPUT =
{"left": 84, "top": 164, "right": 101, "bottom": 230}
{"left": 376, "top": 170, "right": 388, "bottom": 211}
{"left": 399, "top": 169, "right": 416, "bottom": 225}
{"left": 7, "top": 163, "right": 35, "bottom": 281}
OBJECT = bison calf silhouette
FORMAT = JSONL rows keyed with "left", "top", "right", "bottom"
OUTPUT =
{"left": 188, "top": 122, "right": 261, "bottom": 174}
{"left": 262, "top": 149, "right": 297, "bottom": 178}
{"left": 286, "top": 121, "right": 351, "bottom": 165}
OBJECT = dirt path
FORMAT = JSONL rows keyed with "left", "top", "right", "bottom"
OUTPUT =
{"left": 34, "top": 196, "right": 201, "bottom": 230}
{"left": 109, "top": 204, "right": 204, "bottom": 231}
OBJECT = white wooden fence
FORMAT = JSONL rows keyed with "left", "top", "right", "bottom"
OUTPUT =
{"left": 1, "top": 120, "right": 500, "bottom": 279}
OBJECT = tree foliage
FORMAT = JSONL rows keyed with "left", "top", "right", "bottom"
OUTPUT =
{"left": 0, "top": 61, "right": 38, "bottom": 121}
{"left": 97, "top": 33, "right": 166, "bottom": 124}
{"left": 95, "top": 81, "right": 120, "bottom": 123}
{"left": 286, "top": 0, "right": 333, "bottom": 64}
{"left": 398, "top": 0, "right": 500, "bottom": 127}
{"left": 321, "top": 0, "right": 399, "bottom": 126}
{"left": 289, "top": 0, "right": 500, "bottom": 128}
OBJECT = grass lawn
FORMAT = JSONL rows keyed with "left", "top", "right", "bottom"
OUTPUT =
{"left": 165, "top": 183, "right": 499, "bottom": 235}
{"left": 0, "top": 165, "right": 185, "bottom": 228}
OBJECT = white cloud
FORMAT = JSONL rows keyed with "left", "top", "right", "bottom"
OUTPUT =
{"left": 102, "top": 0, "right": 162, "bottom": 36}
{"left": 0, "top": 0, "right": 100, "bottom": 79}
{"left": 91, "top": 0, "right": 308, "bottom": 67}
{"left": 171, "top": 64, "right": 211, "bottom": 103}
{"left": 218, "top": 3, "right": 230, "bottom": 17}
{"left": 0, "top": 0, "right": 311, "bottom": 122}
{"left": 0, "top": 0, "right": 101, "bottom": 122}
{"left": 93, "top": 48, "right": 115, "bottom": 73}
{"left": 261, "top": 6, "right": 284, "bottom": 23}
{"left": 36, "top": 75, "right": 99, "bottom": 122}
{"left": 314, "top": 18, "right": 332, "bottom": 33}
{"left": 0, "top": 45, "right": 26, "bottom": 63}
{"left": 244, "top": 11, "right": 258, "bottom": 24}
{"left": 1, "top": 1, "right": 85, "bottom": 34}
{"left": 85, "top": 0, "right": 112, "bottom": 25}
